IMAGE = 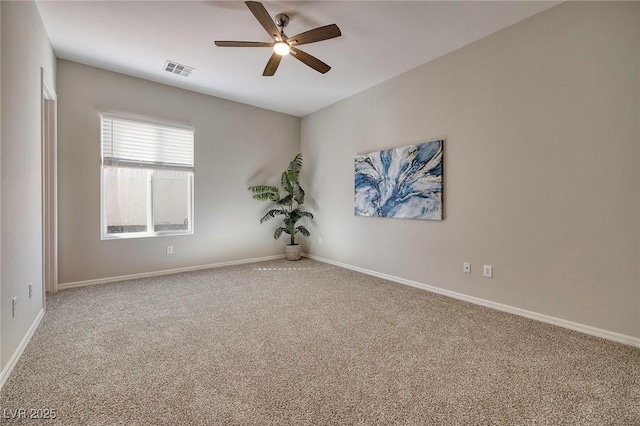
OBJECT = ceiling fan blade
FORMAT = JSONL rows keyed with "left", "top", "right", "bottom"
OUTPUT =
{"left": 215, "top": 41, "right": 273, "bottom": 48}
{"left": 290, "top": 47, "right": 331, "bottom": 74}
{"left": 245, "top": 1, "right": 281, "bottom": 42}
{"left": 263, "top": 52, "right": 282, "bottom": 76}
{"left": 288, "top": 24, "right": 341, "bottom": 46}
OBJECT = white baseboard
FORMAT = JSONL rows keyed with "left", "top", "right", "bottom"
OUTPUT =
{"left": 303, "top": 253, "right": 640, "bottom": 349}
{"left": 0, "top": 308, "right": 45, "bottom": 390}
{"left": 59, "top": 254, "right": 287, "bottom": 290}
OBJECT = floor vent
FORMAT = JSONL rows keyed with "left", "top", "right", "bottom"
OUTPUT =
{"left": 164, "top": 60, "right": 194, "bottom": 77}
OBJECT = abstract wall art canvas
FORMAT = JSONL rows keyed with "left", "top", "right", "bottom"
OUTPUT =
{"left": 354, "top": 140, "right": 443, "bottom": 220}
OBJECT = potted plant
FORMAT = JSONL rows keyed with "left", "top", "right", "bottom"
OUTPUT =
{"left": 248, "top": 153, "right": 314, "bottom": 261}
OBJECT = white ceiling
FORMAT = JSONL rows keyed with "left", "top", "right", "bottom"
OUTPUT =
{"left": 36, "top": 1, "right": 559, "bottom": 117}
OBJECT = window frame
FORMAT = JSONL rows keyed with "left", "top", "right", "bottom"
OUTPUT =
{"left": 100, "top": 112, "right": 195, "bottom": 240}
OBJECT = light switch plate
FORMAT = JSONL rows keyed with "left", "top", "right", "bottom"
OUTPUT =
{"left": 483, "top": 265, "right": 493, "bottom": 278}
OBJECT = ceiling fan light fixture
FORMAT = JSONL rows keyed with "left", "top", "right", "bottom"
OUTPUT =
{"left": 274, "top": 42, "right": 290, "bottom": 56}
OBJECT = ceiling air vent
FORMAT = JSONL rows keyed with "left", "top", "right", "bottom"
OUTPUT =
{"left": 164, "top": 60, "right": 194, "bottom": 77}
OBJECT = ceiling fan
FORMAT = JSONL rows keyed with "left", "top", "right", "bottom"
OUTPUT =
{"left": 215, "top": 1, "right": 341, "bottom": 76}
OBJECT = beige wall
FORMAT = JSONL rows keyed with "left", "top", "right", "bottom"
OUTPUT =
{"left": 57, "top": 60, "right": 300, "bottom": 284}
{"left": 301, "top": 2, "right": 640, "bottom": 338}
{"left": 0, "top": 0, "right": 3, "bottom": 370}
{"left": 1, "top": 1, "right": 56, "bottom": 372}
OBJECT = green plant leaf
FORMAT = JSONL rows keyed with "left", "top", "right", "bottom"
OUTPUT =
{"left": 277, "top": 194, "right": 293, "bottom": 206}
{"left": 288, "top": 209, "right": 302, "bottom": 222}
{"left": 273, "top": 227, "right": 285, "bottom": 240}
{"left": 252, "top": 193, "right": 275, "bottom": 202}
{"left": 293, "top": 185, "right": 305, "bottom": 205}
{"left": 281, "top": 171, "right": 293, "bottom": 195}
{"left": 248, "top": 185, "right": 277, "bottom": 194}
{"left": 260, "top": 209, "right": 285, "bottom": 223}
{"left": 283, "top": 217, "right": 295, "bottom": 229}
{"left": 286, "top": 153, "right": 302, "bottom": 185}
{"left": 296, "top": 225, "right": 310, "bottom": 237}
{"left": 248, "top": 185, "right": 280, "bottom": 202}
{"left": 289, "top": 153, "right": 303, "bottom": 174}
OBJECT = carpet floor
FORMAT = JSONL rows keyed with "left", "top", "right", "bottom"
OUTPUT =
{"left": 1, "top": 258, "right": 639, "bottom": 425}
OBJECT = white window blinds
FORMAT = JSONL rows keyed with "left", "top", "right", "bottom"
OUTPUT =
{"left": 102, "top": 113, "right": 194, "bottom": 171}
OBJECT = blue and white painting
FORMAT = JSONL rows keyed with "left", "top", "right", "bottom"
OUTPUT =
{"left": 354, "top": 140, "right": 443, "bottom": 220}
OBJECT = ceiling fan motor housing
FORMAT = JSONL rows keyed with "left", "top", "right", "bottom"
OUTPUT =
{"left": 275, "top": 13, "right": 290, "bottom": 29}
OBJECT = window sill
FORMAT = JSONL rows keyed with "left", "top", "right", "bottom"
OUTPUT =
{"left": 101, "top": 230, "right": 193, "bottom": 240}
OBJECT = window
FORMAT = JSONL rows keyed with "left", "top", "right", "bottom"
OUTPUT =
{"left": 101, "top": 113, "right": 194, "bottom": 239}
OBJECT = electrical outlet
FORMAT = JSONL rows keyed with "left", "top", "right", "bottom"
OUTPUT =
{"left": 29, "top": 283, "right": 33, "bottom": 299}
{"left": 483, "top": 265, "right": 493, "bottom": 278}
{"left": 463, "top": 262, "right": 471, "bottom": 274}
{"left": 166, "top": 245, "right": 173, "bottom": 255}
{"left": 318, "top": 238, "right": 323, "bottom": 245}
{"left": 12, "top": 297, "right": 18, "bottom": 317}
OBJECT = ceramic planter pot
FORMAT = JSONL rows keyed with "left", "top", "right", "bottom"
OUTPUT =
{"left": 286, "top": 244, "right": 301, "bottom": 261}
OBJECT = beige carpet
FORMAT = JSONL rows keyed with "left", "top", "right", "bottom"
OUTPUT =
{"left": 1, "top": 258, "right": 639, "bottom": 425}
